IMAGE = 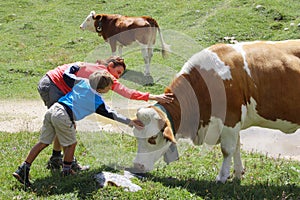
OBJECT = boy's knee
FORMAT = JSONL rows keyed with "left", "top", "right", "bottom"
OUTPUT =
{"left": 63, "top": 142, "right": 77, "bottom": 148}
{"left": 70, "top": 141, "right": 77, "bottom": 147}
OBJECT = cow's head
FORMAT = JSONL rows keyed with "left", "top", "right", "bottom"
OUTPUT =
{"left": 132, "top": 106, "right": 177, "bottom": 173}
{"left": 80, "top": 11, "right": 97, "bottom": 32}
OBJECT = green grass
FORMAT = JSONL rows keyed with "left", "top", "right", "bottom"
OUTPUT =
{"left": 1, "top": 0, "right": 299, "bottom": 99}
{"left": 2, "top": 131, "right": 300, "bottom": 199}
{"left": 1, "top": 0, "right": 300, "bottom": 199}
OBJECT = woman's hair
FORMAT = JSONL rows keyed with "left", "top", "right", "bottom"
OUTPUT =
{"left": 96, "top": 56, "right": 126, "bottom": 70}
{"left": 89, "top": 70, "right": 114, "bottom": 90}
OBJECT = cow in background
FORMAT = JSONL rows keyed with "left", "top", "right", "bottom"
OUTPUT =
{"left": 80, "top": 11, "right": 170, "bottom": 77}
{"left": 132, "top": 40, "right": 300, "bottom": 183}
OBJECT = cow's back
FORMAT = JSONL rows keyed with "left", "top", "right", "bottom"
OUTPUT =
{"left": 170, "top": 40, "right": 300, "bottom": 135}
{"left": 99, "top": 14, "right": 157, "bottom": 45}
{"left": 209, "top": 40, "right": 300, "bottom": 131}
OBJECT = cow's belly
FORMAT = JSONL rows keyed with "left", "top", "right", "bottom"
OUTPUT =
{"left": 193, "top": 97, "right": 299, "bottom": 146}
{"left": 241, "top": 98, "right": 300, "bottom": 133}
{"left": 194, "top": 116, "right": 244, "bottom": 146}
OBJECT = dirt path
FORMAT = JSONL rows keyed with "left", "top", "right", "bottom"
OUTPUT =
{"left": 1, "top": 99, "right": 299, "bottom": 161}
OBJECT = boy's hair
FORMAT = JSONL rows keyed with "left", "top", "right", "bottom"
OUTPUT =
{"left": 89, "top": 70, "right": 114, "bottom": 90}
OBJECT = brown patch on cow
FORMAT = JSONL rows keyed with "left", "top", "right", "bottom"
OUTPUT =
{"left": 93, "top": 14, "right": 155, "bottom": 49}
{"left": 92, "top": 13, "right": 168, "bottom": 57}
{"left": 211, "top": 41, "right": 300, "bottom": 126}
{"left": 160, "top": 90, "right": 181, "bottom": 132}
{"left": 241, "top": 41, "right": 300, "bottom": 125}
{"left": 209, "top": 44, "right": 256, "bottom": 127}
{"left": 148, "top": 135, "right": 158, "bottom": 145}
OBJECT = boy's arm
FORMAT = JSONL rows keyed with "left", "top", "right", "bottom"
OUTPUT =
{"left": 95, "top": 103, "right": 131, "bottom": 125}
{"left": 63, "top": 64, "right": 85, "bottom": 88}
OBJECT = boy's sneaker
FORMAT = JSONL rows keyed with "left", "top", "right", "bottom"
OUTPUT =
{"left": 46, "top": 155, "right": 63, "bottom": 170}
{"left": 12, "top": 163, "right": 31, "bottom": 187}
{"left": 71, "top": 157, "right": 90, "bottom": 172}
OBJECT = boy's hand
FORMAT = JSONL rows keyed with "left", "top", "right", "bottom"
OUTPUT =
{"left": 129, "top": 119, "right": 144, "bottom": 130}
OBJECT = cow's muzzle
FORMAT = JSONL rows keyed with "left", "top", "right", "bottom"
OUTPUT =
{"left": 132, "top": 162, "right": 148, "bottom": 173}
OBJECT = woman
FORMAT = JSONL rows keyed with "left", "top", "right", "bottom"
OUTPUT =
{"left": 38, "top": 56, "right": 173, "bottom": 171}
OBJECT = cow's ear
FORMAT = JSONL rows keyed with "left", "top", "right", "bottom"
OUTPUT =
{"left": 163, "top": 126, "right": 176, "bottom": 144}
{"left": 164, "top": 87, "right": 171, "bottom": 94}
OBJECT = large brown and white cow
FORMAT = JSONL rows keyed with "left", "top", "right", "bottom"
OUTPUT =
{"left": 80, "top": 11, "right": 170, "bottom": 76}
{"left": 132, "top": 40, "right": 300, "bottom": 183}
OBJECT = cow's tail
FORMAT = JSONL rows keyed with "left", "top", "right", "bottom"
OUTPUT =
{"left": 146, "top": 17, "right": 171, "bottom": 58}
{"left": 157, "top": 27, "right": 171, "bottom": 58}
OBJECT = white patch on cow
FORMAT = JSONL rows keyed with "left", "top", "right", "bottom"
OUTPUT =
{"left": 193, "top": 117, "right": 223, "bottom": 145}
{"left": 178, "top": 49, "right": 232, "bottom": 80}
{"left": 217, "top": 122, "right": 242, "bottom": 183}
{"left": 240, "top": 97, "right": 300, "bottom": 133}
{"left": 229, "top": 43, "right": 251, "bottom": 77}
{"left": 133, "top": 140, "right": 171, "bottom": 172}
{"left": 80, "top": 11, "right": 97, "bottom": 32}
{"left": 133, "top": 107, "right": 162, "bottom": 139}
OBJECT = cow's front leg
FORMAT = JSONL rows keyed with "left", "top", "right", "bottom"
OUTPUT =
{"left": 216, "top": 127, "right": 240, "bottom": 183}
{"left": 233, "top": 133, "right": 244, "bottom": 179}
{"left": 108, "top": 39, "right": 117, "bottom": 56}
{"left": 216, "top": 152, "right": 232, "bottom": 183}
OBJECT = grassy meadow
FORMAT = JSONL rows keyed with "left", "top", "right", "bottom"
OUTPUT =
{"left": 1, "top": 0, "right": 300, "bottom": 199}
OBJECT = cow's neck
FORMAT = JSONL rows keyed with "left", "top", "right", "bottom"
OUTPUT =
{"left": 154, "top": 103, "right": 176, "bottom": 135}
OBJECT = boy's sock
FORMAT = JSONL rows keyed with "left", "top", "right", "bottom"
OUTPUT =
{"left": 52, "top": 150, "right": 62, "bottom": 157}
{"left": 63, "top": 161, "right": 72, "bottom": 170}
{"left": 23, "top": 161, "right": 31, "bottom": 169}
{"left": 62, "top": 161, "right": 75, "bottom": 176}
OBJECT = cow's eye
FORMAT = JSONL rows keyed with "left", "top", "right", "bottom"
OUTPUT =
{"left": 148, "top": 135, "right": 158, "bottom": 145}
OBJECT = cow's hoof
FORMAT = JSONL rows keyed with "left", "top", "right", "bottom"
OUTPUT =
{"left": 216, "top": 175, "right": 228, "bottom": 184}
{"left": 125, "top": 167, "right": 144, "bottom": 174}
{"left": 143, "top": 75, "right": 154, "bottom": 86}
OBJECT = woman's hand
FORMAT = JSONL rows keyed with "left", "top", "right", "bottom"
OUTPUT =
{"left": 128, "top": 119, "right": 144, "bottom": 130}
{"left": 149, "top": 93, "right": 174, "bottom": 104}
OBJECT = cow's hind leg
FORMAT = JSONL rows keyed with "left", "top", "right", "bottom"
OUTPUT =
{"left": 117, "top": 45, "right": 123, "bottom": 57}
{"left": 140, "top": 45, "right": 153, "bottom": 76}
{"left": 217, "top": 127, "right": 240, "bottom": 183}
{"left": 140, "top": 45, "right": 154, "bottom": 84}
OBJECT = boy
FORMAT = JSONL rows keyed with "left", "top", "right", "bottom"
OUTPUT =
{"left": 13, "top": 70, "right": 143, "bottom": 187}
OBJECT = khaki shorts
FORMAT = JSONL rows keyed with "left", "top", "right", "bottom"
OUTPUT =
{"left": 39, "top": 103, "right": 76, "bottom": 147}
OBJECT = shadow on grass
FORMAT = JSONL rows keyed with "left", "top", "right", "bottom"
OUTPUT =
{"left": 121, "top": 69, "right": 154, "bottom": 86}
{"left": 146, "top": 174, "right": 300, "bottom": 199}
{"left": 22, "top": 166, "right": 120, "bottom": 199}
{"left": 13, "top": 165, "right": 300, "bottom": 199}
